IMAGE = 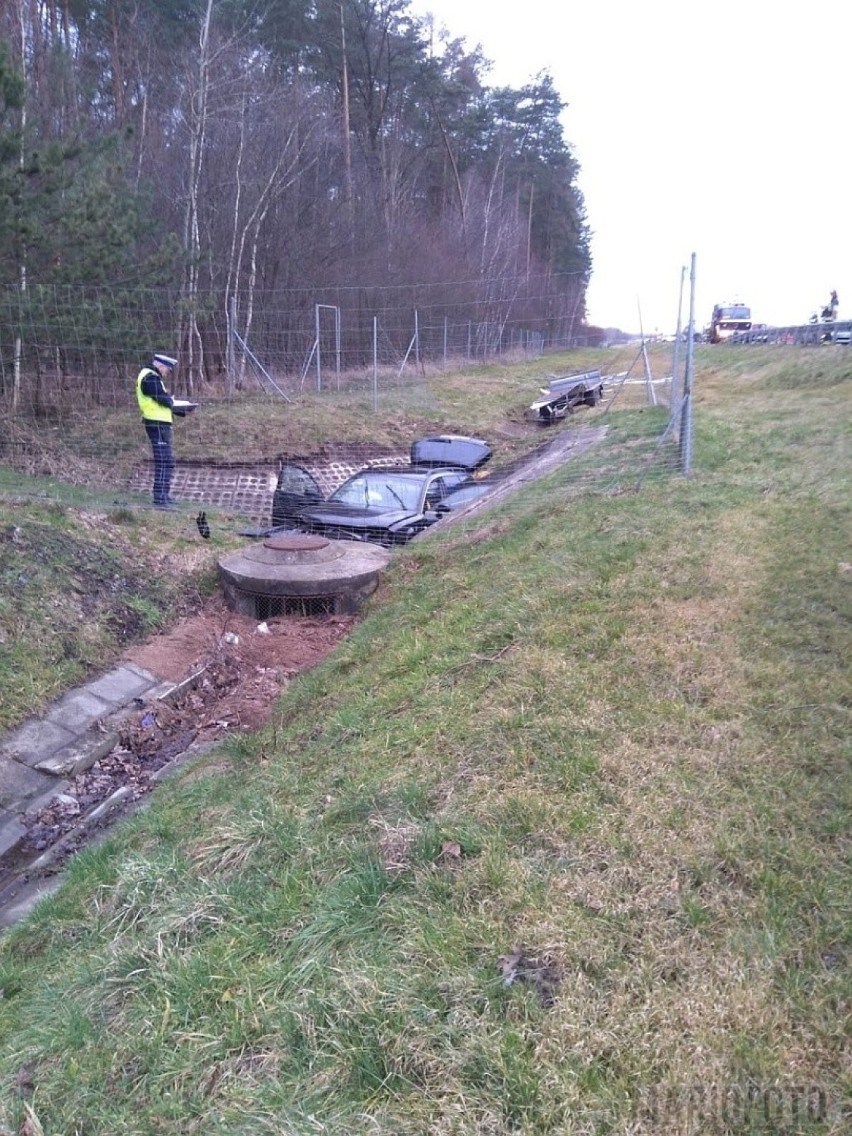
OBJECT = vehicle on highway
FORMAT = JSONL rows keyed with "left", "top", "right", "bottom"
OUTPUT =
{"left": 709, "top": 302, "right": 752, "bottom": 343}
{"left": 270, "top": 435, "right": 493, "bottom": 546}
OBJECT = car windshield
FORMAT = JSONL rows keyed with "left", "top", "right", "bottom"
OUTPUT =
{"left": 328, "top": 472, "right": 422, "bottom": 511}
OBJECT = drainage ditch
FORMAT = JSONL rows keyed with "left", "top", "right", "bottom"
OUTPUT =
{"left": 0, "top": 609, "right": 359, "bottom": 931}
{"left": 0, "top": 665, "right": 220, "bottom": 929}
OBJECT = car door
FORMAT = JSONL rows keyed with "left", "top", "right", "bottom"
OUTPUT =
{"left": 423, "top": 472, "right": 469, "bottom": 514}
{"left": 271, "top": 463, "right": 325, "bottom": 527}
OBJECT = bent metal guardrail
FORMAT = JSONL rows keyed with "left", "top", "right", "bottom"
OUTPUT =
{"left": 728, "top": 321, "right": 852, "bottom": 346}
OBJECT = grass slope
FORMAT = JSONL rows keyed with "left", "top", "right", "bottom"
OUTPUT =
{"left": 0, "top": 502, "right": 219, "bottom": 732}
{"left": 0, "top": 346, "right": 849, "bottom": 1135}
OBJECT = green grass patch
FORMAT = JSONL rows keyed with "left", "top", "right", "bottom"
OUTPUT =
{"left": 0, "top": 502, "right": 214, "bottom": 730}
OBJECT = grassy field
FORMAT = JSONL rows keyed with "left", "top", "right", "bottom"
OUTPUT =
{"left": 0, "top": 345, "right": 849, "bottom": 1134}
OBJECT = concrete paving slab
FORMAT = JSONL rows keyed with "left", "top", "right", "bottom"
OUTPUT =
{"left": 85, "top": 665, "right": 159, "bottom": 707}
{"left": 46, "top": 689, "right": 114, "bottom": 732}
{"left": 34, "top": 728, "right": 120, "bottom": 777}
{"left": 0, "top": 812, "right": 26, "bottom": 857}
{"left": 0, "top": 651, "right": 177, "bottom": 925}
{"left": 0, "top": 759, "right": 58, "bottom": 810}
{"left": 147, "top": 680, "right": 180, "bottom": 703}
{"left": 124, "top": 662, "right": 161, "bottom": 682}
{"left": 0, "top": 664, "right": 165, "bottom": 837}
{"left": 0, "top": 718, "right": 75, "bottom": 769}
{"left": 0, "top": 876, "right": 63, "bottom": 932}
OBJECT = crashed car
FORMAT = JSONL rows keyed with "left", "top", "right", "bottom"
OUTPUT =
{"left": 270, "top": 435, "right": 493, "bottom": 546}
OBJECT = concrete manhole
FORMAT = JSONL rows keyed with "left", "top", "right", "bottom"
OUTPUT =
{"left": 218, "top": 533, "right": 391, "bottom": 619}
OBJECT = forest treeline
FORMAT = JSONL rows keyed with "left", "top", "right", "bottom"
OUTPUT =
{"left": 0, "top": 0, "right": 593, "bottom": 406}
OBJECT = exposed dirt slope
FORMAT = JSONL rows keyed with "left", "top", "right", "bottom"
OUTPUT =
{"left": 121, "top": 593, "right": 355, "bottom": 732}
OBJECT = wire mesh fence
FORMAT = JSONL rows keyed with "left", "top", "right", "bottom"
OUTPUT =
{"left": 0, "top": 279, "right": 693, "bottom": 542}
{"left": 1, "top": 332, "right": 689, "bottom": 545}
{"left": 0, "top": 277, "right": 596, "bottom": 412}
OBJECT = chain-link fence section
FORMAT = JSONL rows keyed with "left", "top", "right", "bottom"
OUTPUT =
{"left": 0, "top": 276, "right": 596, "bottom": 412}
{"left": 1, "top": 330, "right": 691, "bottom": 543}
{"left": 0, "top": 267, "right": 702, "bottom": 547}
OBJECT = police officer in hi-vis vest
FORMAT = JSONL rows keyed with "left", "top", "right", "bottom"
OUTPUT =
{"left": 136, "top": 352, "right": 194, "bottom": 510}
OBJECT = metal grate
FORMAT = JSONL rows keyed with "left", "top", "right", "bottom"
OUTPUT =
{"left": 255, "top": 594, "right": 337, "bottom": 620}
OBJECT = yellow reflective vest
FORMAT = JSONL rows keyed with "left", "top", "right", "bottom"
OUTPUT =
{"left": 136, "top": 367, "right": 173, "bottom": 423}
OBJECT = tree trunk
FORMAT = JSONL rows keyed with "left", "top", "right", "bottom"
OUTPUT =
{"left": 180, "top": 0, "right": 215, "bottom": 394}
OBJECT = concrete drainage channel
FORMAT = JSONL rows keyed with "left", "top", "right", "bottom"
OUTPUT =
{"left": 0, "top": 664, "right": 225, "bottom": 930}
{"left": 1, "top": 452, "right": 405, "bottom": 929}
{"left": 0, "top": 525, "right": 395, "bottom": 930}
{"left": 0, "top": 527, "right": 396, "bottom": 930}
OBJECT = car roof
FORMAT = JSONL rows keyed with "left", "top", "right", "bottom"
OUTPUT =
{"left": 351, "top": 465, "right": 467, "bottom": 478}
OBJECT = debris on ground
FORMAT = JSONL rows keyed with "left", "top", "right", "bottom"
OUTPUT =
{"left": 19, "top": 597, "right": 356, "bottom": 860}
{"left": 499, "top": 945, "right": 561, "bottom": 1007}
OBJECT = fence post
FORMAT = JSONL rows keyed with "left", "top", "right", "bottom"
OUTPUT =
{"left": 336, "top": 305, "right": 341, "bottom": 391}
{"left": 372, "top": 316, "right": 378, "bottom": 413}
{"left": 680, "top": 253, "right": 696, "bottom": 475}
{"left": 670, "top": 265, "right": 686, "bottom": 413}
{"left": 227, "top": 294, "right": 236, "bottom": 400}
{"left": 314, "top": 303, "right": 322, "bottom": 391}
{"left": 314, "top": 303, "right": 341, "bottom": 392}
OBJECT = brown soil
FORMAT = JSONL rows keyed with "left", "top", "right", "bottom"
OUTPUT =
{"left": 121, "top": 593, "right": 356, "bottom": 736}
{"left": 14, "top": 598, "right": 355, "bottom": 864}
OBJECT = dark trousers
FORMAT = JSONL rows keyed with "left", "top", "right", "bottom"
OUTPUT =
{"left": 144, "top": 420, "right": 174, "bottom": 505}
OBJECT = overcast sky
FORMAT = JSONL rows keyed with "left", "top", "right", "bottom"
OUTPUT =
{"left": 409, "top": 0, "right": 851, "bottom": 334}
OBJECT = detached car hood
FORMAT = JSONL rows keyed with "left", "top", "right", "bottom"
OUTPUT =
{"left": 410, "top": 435, "right": 492, "bottom": 470}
